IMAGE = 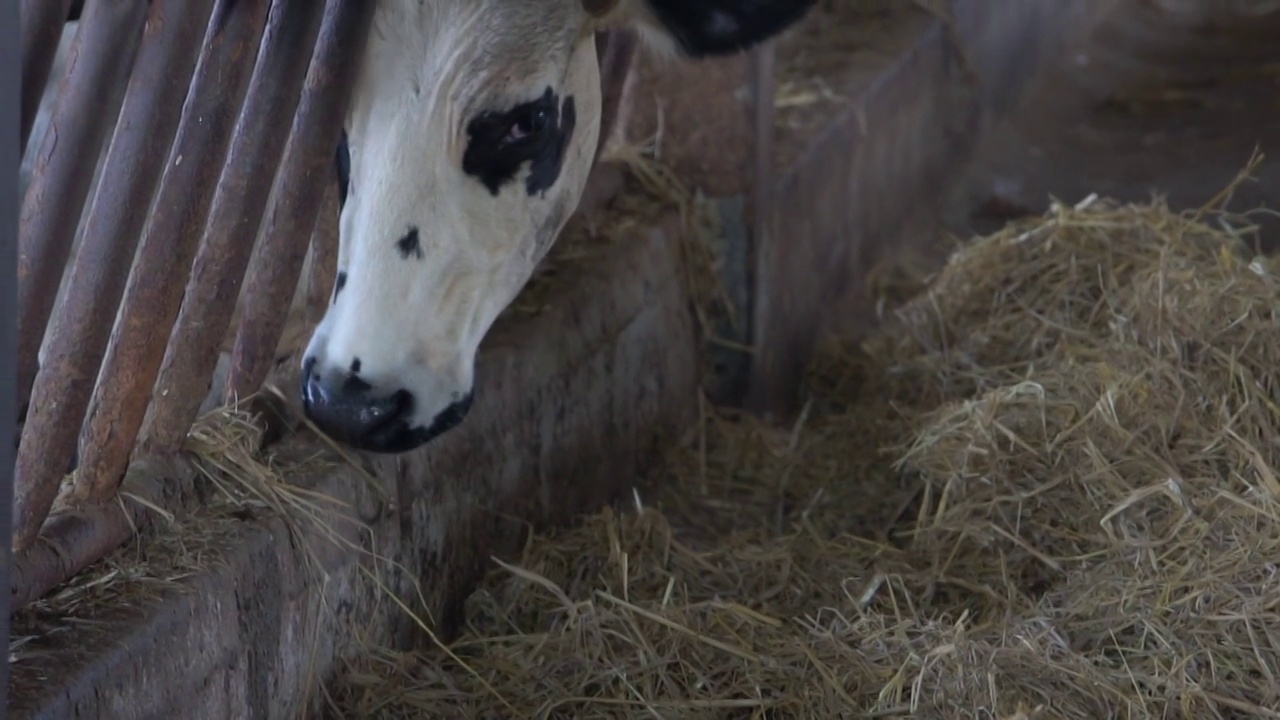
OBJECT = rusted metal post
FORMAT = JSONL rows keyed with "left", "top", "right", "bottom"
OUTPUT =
{"left": 225, "top": 0, "right": 376, "bottom": 401}
{"left": 16, "top": 0, "right": 147, "bottom": 413}
{"left": 744, "top": 42, "right": 780, "bottom": 415}
{"left": 19, "top": 0, "right": 75, "bottom": 152}
{"left": 10, "top": 499, "right": 144, "bottom": 610}
{"left": 750, "top": 40, "right": 776, "bottom": 300}
{"left": 10, "top": 458, "right": 191, "bottom": 610}
{"left": 71, "top": 0, "right": 275, "bottom": 505}
{"left": 305, "top": 181, "right": 341, "bottom": 323}
{"left": 11, "top": 0, "right": 218, "bottom": 552}
{"left": 138, "top": 0, "right": 327, "bottom": 457}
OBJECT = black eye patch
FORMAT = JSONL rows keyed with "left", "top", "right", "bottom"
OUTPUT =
{"left": 461, "top": 86, "right": 577, "bottom": 197}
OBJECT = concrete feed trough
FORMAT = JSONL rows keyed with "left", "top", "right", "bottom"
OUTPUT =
{"left": 8, "top": 0, "right": 1279, "bottom": 718}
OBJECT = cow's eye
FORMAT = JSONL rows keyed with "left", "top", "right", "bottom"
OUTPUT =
{"left": 506, "top": 107, "right": 550, "bottom": 142}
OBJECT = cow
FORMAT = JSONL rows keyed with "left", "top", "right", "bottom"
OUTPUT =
{"left": 300, "top": 0, "right": 815, "bottom": 454}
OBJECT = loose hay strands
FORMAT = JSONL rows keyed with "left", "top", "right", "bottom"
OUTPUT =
{"left": 7, "top": 398, "right": 342, "bottom": 670}
{"left": 326, "top": 154, "right": 1280, "bottom": 719}
{"left": 184, "top": 403, "right": 352, "bottom": 549}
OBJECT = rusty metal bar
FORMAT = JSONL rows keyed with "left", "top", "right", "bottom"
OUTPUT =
{"left": 10, "top": 0, "right": 220, "bottom": 552}
{"left": 9, "top": 457, "right": 193, "bottom": 610}
{"left": 10, "top": 490, "right": 146, "bottom": 610}
{"left": 305, "top": 181, "right": 341, "bottom": 323}
{"left": 70, "top": 0, "right": 275, "bottom": 506}
{"left": 225, "top": 0, "right": 377, "bottom": 401}
{"left": 10, "top": 389, "right": 291, "bottom": 610}
{"left": 15, "top": 1, "right": 148, "bottom": 414}
{"left": 19, "top": 0, "right": 75, "bottom": 153}
{"left": 743, "top": 42, "right": 777, "bottom": 407}
{"left": 137, "top": 0, "right": 327, "bottom": 457}
{"left": 750, "top": 42, "right": 776, "bottom": 275}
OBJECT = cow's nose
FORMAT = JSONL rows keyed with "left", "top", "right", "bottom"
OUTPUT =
{"left": 300, "top": 357, "right": 417, "bottom": 453}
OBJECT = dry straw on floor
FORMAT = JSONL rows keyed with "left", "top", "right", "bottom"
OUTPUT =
{"left": 328, "top": 162, "right": 1280, "bottom": 719}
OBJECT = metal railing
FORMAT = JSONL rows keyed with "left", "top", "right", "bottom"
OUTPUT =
{"left": 12, "top": 0, "right": 374, "bottom": 609}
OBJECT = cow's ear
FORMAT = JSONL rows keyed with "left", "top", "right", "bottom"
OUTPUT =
{"left": 583, "top": 0, "right": 815, "bottom": 58}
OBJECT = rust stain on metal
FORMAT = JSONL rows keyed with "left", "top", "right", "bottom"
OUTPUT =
{"left": 226, "top": 0, "right": 376, "bottom": 401}
{"left": 139, "top": 0, "right": 327, "bottom": 457}
{"left": 10, "top": 500, "right": 141, "bottom": 610}
{"left": 11, "top": 0, "right": 219, "bottom": 551}
{"left": 305, "top": 181, "right": 341, "bottom": 324}
{"left": 10, "top": 458, "right": 190, "bottom": 611}
{"left": 16, "top": 0, "right": 148, "bottom": 413}
{"left": 73, "top": 0, "right": 275, "bottom": 505}
{"left": 19, "top": 0, "right": 76, "bottom": 151}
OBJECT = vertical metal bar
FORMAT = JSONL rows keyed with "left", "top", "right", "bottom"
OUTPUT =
{"left": 304, "top": 180, "right": 341, "bottom": 323}
{"left": 2, "top": 0, "right": 22, "bottom": 705}
{"left": 16, "top": 0, "right": 148, "bottom": 413}
{"left": 225, "top": 0, "right": 376, "bottom": 401}
{"left": 10, "top": 0, "right": 219, "bottom": 552}
{"left": 745, "top": 42, "right": 776, "bottom": 406}
{"left": 19, "top": 0, "right": 75, "bottom": 152}
{"left": 750, "top": 41, "right": 776, "bottom": 273}
{"left": 10, "top": 500, "right": 144, "bottom": 611}
{"left": 594, "top": 29, "right": 638, "bottom": 163}
{"left": 138, "top": 0, "right": 326, "bottom": 456}
{"left": 72, "top": 0, "right": 275, "bottom": 505}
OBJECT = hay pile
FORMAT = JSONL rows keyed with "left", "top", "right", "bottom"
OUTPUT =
{"left": 328, "top": 190, "right": 1279, "bottom": 718}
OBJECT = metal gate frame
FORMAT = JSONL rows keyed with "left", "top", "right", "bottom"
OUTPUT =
{"left": 12, "top": 0, "right": 373, "bottom": 612}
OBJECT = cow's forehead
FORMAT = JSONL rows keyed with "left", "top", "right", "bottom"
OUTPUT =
{"left": 363, "top": 0, "right": 589, "bottom": 117}
{"left": 370, "top": 0, "right": 584, "bottom": 66}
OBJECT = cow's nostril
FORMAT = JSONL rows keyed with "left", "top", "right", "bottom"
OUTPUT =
{"left": 389, "top": 389, "right": 414, "bottom": 416}
{"left": 300, "top": 368, "right": 416, "bottom": 449}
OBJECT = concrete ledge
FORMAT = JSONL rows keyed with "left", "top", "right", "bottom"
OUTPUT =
{"left": 10, "top": 212, "right": 699, "bottom": 720}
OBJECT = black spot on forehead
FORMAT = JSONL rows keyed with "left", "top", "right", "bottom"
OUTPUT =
{"left": 461, "top": 87, "right": 577, "bottom": 197}
{"left": 396, "top": 226, "right": 423, "bottom": 260}
{"left": 336, "top": 129, "right": 351, "bottom": 211}
{"left": 333, "top": 271, "right": 347, "bottom": 303}
{"left": 349, "top": 357, "right": 362, "bottom": 374}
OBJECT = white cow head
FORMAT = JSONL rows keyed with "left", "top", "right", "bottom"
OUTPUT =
{"left": 301, "top": 0, "right": 814, "bottom": 453}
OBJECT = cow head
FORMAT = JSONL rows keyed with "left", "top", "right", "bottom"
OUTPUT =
{"left": 301, "top": 0, "right": 814, "bottom": 453}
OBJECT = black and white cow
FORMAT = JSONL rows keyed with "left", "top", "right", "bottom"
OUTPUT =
{"left": 299, "top": 0, "right": 814, "bottom": 453}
